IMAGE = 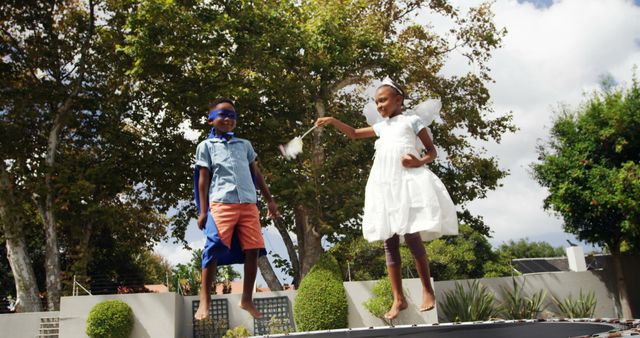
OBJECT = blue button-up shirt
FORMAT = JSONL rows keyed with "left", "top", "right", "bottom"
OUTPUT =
{"left": 195, "top": 137, "right": 258, "bottom": 203}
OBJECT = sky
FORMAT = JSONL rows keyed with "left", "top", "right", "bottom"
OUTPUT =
{"left": 155, "top": 0, "right": 640, "bottom": 285}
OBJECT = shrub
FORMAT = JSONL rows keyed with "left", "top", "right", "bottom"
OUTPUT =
{"left": 363, "top": 277, "right": 394, "bottom": 325}
{"left": 552, "top": 289, "right": 597, "bottom": 318}
{"left": 223, "top": 326, "right": 250, "bottom": 338}
{"left": 86, "top": 300, "right": 134, "bottom": 338}
{"left": 499, "top": 278, "right": 547, "bottom": 319}
{"left": 294, "top": 254, "right": 348, "bottom": 331}
{"left": 440, "top": 280, "right": 498, "bottom": 322}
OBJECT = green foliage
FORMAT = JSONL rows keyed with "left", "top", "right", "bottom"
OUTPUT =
{"left": 119, "top": 0, "right": 514, "bottom": 284}
{"left": 330, "top": 237, "right": 387, "bottom": 281}
{"left": 331, "top": 225, "right": 516, "bottom": 282}
{"left": 496, "top": 239, "right": 565, "bottom": 259}
{"left": 86, "top": 300, "right": 134, "bottom": 338}
{"left": 266, "top": 315, "right": 292, "bottom": 335}
{"left": 294, "top": 254, "right": 348, "bottom": 331}
{"left": 363, "top": 277, "right": 394, "bottom": 325}
{"left": 440, "top": 280, "right": 499, "bottom": 322}
{"left": 133, "top": 251, "right": 172, "bottom": 284}
{"left": 532, "top": 80, "right": 640, "bottom": 254}
{"left": 427, "top": 224, "right": 512, "bottom": 280}
{"left": 498, "top": 278, "right": 547, "bottom": 319}
{"left": 223, "top": 326, "right": 250, "bottom": 338}
{"left": 552, "top": 290, "right": 597, "bottom": 318}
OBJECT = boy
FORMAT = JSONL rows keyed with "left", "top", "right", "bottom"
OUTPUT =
{"left": 194, "top": 98, "right": 278, "bottom": 320}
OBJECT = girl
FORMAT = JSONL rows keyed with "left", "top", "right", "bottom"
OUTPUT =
{"left": 315, "top": 80, "right": 458, "bottom": 320}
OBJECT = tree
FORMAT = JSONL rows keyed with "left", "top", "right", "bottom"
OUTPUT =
{"left": 426, "top": 224, "right": 512, "bottom": 280}
{"left": 331, "top": 225, "right": 513, "bottom": 281}
{"left": 495, "top": 239, "right": 565, "bottom": 259}
{"left": 531, "top": 77, "right": 640, "bottom": 318}
{"left": 121, "top": 0, "right": 514, "bottom": 286}
{"left": 133, "top": 251, "right": 172, "bottom": 285}
{"left": 1, "top": 0, "right": 194, "bottom": 310}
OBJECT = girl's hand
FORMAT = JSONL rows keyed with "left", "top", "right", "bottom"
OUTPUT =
{"left": 401, "top": 154, "right": 425, "bottom": 168}
{"left": 315, "top": 117, "right": 334, "bottom": 127}
{"left": 197, "top": 212, "right": 207, "bottom": 230}
{"left": 267, "top": 200, "right": 279, "bottom": 219}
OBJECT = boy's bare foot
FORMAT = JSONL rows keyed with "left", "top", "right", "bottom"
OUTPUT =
{"left": 194, "top": 299, "right": 210, "bottom": 321}
{"left": 420, "top": 290, "right": 436, "bottom": 312}
{"left": 384, "top": 299, "right": 408, "bottom": 320}
{"left": 239, "top": 300, "right": 263, "bottom": 319}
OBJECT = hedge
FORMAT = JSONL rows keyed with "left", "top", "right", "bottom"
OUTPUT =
{"left": 86, "top": 300, "right": 134, "bottom": 338}
{"left": 293, "top": 254, "right": 348, "bottom": 331}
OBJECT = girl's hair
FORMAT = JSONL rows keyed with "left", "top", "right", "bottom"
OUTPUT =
{"left": 208, "top": 98, "right": 235, "bottom": 110}
{"left": 378, "top": 80, "right": 405, "bottom": 106}
{"left": 380, "top": 80, "right": 405, "bottom": 97}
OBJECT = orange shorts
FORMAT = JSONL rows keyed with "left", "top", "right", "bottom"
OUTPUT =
{"left": 210, "top": 202, "right": 265, "bottom": 251}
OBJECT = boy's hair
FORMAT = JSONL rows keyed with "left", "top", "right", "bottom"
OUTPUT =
{"left": 208, "top": 98, "right": 235, "bottom": 110}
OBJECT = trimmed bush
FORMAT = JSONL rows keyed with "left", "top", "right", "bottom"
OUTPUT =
{"left": 86, "top": 300, "right": 134, "bottom": 338}
{"left": 363, "top": 277, "right": 394, "bottom": 325}
{"left": 294, "top": 254, "right": 348, "bottom": 331}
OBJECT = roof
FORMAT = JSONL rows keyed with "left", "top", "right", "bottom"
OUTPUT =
{"left": 512, "top": 254, "right": 609, "bottom": 274}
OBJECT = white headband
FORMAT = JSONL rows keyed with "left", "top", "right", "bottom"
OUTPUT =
{"left": 379, "top": 78, "right": 405, "bottom": 97}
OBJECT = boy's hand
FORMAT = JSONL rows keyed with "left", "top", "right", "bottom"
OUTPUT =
{"left": 401, "top": 154, "right": 424, "bottom": 168}
{"left": 315, "top": 117, "right": 334, "bottom": 127}
{"left": 197, "top": 212, "right": 207, "bottom": 230}
{"left": 266, "top": 200, "right": 279, "bottom": 219}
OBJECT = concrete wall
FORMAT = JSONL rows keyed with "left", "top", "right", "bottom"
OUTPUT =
{"left": 0, "top": 311, "right": 57, "bottom": 338}
{"left": 179, "top": 291, "right": 296, "bottom": 338}
{"left": 432, "top": 270, "right": 619, "bottom": 321}
{"left": 58, "top": 292, "right": 181, "bottom": 338}
{"left": 343, "top": 278, "right": 438, "bottom": 327}
{"left": 1, "top": 265, "right": 636, "bottom": 337}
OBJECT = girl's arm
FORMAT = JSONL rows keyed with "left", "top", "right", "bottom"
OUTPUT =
{"left": 402, "top": 128, "right": 437, "bottom": 168}
{"left": 315, "top": 117, "right": 376, "bottom": 139}
{"left": 250, "top": 161, "right": 279, "bottom": 219}
{"left": 197, "top": 167, "right": 210, "bottom": 230}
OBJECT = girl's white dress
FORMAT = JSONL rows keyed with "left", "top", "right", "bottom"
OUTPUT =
{"left": 362, "top": 114, "right": 459, "bottom": 242}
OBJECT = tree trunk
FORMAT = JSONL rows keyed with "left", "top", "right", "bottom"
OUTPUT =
{"left": 292, "top": 97, "right": 329, "bottom": 281}
{"left": 257, "top": 255, "right": 283, "bottom": 291}
{"left": 36, "top": 198, "right": 61, "bottom": 311}
{"left": 611, "top": 252, "right": 633, "bottom": 318}
{"left": 0, "top": 167, "right": 42, "bottom": 312}
{"left": 272, "top": 219, "right": 300, "bottom": 286}
{"left": 36, "top": 111, "right": 65, "bottom": 311}
{"left": 294, "top": 204, "right": 323, "bottom": 280}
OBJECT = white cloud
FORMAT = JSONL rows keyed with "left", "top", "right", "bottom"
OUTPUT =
{"left": 426, "top": 0, "right": 640, "bottom": 244}
{"left": 154, "top": 238, "right": 205, "bottom": 266}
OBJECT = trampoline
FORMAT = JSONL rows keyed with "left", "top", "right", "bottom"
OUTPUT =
{"left": 263, "top": 319, "right": 640, "bottom": 338}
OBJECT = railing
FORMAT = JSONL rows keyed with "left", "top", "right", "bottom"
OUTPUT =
{"left": 72, "top": 275, "right": 92, "bottom": 297}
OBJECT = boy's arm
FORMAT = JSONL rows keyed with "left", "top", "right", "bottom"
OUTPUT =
{"left": 315, "top": 117, "right": 376, "bottom": 139}
{"left": 197, "top": 166, "right": 210, "bottom": 230}
{"left": 249, "top": 161, "right": 279, "bottom": 219}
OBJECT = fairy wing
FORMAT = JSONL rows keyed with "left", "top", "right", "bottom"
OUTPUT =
{"left": 411, "top": 99, "right": 441, "bottom": 126}
{"left": 405, "top": 98, "right": 442, "bottom": 150}
{"left": 362, "top": 101, "right": 383, "bottom": 126}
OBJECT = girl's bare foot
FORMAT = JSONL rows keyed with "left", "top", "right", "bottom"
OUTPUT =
{"left": 239, "top": 300, "right": 263, "bottom": 318}
{"left": 194, "top": 299, "right": 210, "bottom": 320}
{"left": 384, "top": 298, "right": 408, "bottom": 320}
{"left": 420, "top": 290, "right": 436, "bottom": 312}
